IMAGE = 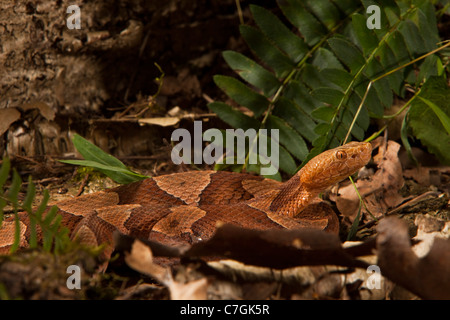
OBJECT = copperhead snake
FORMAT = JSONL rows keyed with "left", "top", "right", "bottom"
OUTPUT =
{"left": 0, "top": 141, "right": 372, "bottom": 257}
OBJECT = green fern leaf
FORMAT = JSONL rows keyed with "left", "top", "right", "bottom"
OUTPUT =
{"left": 208, "top": 102, "right": 260, "bottom": 130}
{"left": 213, "top": 75, "right": 269, "bottom": 117}
{"left": 278, "top": 0, "right": 328, "bottom": 46}
{"left": 211, "top": 0, "right": 448, "bottom": 174}
{"left": 266, "top": 115, "right": 308, "bottom": 161}
{"left": 240, "top": 25, "right": 295, "bottom": 78}
{"left": 250, "top": 5, "right": 308, "bottom": 62}
{"left": 222, "top": 51, "right": 280, "bottom": 96}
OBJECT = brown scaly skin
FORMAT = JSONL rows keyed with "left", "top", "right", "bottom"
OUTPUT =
{"left": 0, "top": 141, "right": 372, "bottom": 254}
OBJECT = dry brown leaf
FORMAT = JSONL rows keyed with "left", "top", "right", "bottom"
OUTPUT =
{"left": 333, "top": 140, "right": 406, "bottom": 221}
{"left": 376, "top": 217, "right": 450, "bottom": 299}
{"left": 185, "top": 224, "right": 370, "bottom": 269}
{"left": 372, "top": 140, "right": 405, "bottom": 207}
{"left": 139, "top": 117, "right": 181, "bottom": 127}
{"left": 124, "top": 239, "right": 169, "bottom": 283}
{"left": 0, "top": 108, "right": 21, "bottom": 136}
{"left": 21, "top": 101, "right": 55, "bottom": 121}
{"left": 124, "top": 240, "right": 209, "bottom": 300}
{"left": 169, "top": 278, "right": 209, "bottom": 300}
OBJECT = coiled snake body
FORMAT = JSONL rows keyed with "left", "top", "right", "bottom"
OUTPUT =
{"left": 0, "top": 142, "right": 372, "bottom": 254}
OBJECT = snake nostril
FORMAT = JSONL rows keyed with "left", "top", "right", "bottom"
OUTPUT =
{"left": 351, "top": 154, "right": 357, "bottom": 159}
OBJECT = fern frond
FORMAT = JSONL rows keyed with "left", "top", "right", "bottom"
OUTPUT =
{"left": 0, "top": 157, "right": 71, "bottom": 254}
{"left": 210, "top": 0, "right": 447, "bottom": 175}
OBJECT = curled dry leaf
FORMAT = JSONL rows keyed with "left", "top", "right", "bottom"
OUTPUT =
{"left": 376, "top": 217, "right": 450, "bottom": 300}
{"left": 114, "top": 225, "right": 373, "bottom": 270}
{"left": 185, "top": 224, "right": 370, "bottom": 269}
{"left": 123, "top": 239, "right": 170, "bottom": 284}
{"left": 333, "top": 140, "right": 406, "bottom": 221}
{"left": 412, "top": 214, "right": 450, "bottom": 259}
{"left": 117, "top": 234, "right": 208, "bottom": 300}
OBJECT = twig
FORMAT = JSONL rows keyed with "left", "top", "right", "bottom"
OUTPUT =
{"left": 75, "top": 173, "right": 90, "bottom": 197}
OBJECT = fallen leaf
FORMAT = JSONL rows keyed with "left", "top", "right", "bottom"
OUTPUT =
{"left": 124, "top": 239, "right": 169, "bottom": 284}
{"left": 139, "top": 117, "right": 181, "bottom": 127}
{"left": 185, "top": 224, "right": 370, "bottom": 269}
{"left": 115, "top": 233, "right": 209, "bottom": 300}
{"left": 169, "top": 278, "right": 209, "bottom": 300}
{"left": 376, "top": 217, "right": 450, "bottom": 299}
{"left": 0, "top": 108, "right": 21, "bottom": 136}
{"left": 21, "top": 101, "right": 55, "bottom": 121}
{"left": 333, "top": 140, "right": 406, "bottom": 221}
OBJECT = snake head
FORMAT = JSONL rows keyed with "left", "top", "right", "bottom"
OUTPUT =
{"left": 299, "top": 141, "right": 372, "bottom": 191}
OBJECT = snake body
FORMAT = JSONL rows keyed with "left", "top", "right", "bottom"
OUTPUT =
{"left": 0, "top": 141, "right": 372, "bottom": 254}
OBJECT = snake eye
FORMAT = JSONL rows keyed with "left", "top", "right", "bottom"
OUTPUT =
{"left": 335, "top": 150, "right": 347, "bottom": 160}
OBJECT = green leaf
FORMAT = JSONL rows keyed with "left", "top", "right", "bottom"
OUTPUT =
{"left": 208, "top": 102, "right": 260, "bottom": 130}
{"left": 377, "top": 44, "right": 404, "bottom": 96}
{"left": 398, "top": 20, "right": 427, "bottom": 56}
{"left": 417, "top": 55, "right": 441, "bottom": 82}
{"left": 222, "top": 51, "right": 280, "bottom": 97}
{"left": 301, "top": 64, "right": 331, "bottom": 90}
{"left": 313, "top": 48, "right": 344, "bottom": 71}
{"left": 0, "top": 198, "right": 5, "bottom": 229}
{"left": 385, "top": 31, "right": 410, "bottom": 67}
{"left": 251, "top": 5, "right": 308, "bottom": 62}
{"left": 11, "top": 214, "right": 21, "bottom": 253}
{"left": 43, "top": 204, "right": 58, "bottom": 226}
{"left": 312, "top": 88, "right": 345, "bottom": 106}
{"left": 35, "top": 190, "right": 50, "bottom": 220}
{"left": 328, "top": 37, "right": 366, "bottom": 74}
{"left": 240, "top": 25, "right": 295, "bottom": 78}
{"left": 23, "top": 176, "right": 36, "bottom": 212}
{"left": 278, "top": 0, "right": 327, "bottom": 46}
{"left": 312, "top": 106, "right": 336, "bottom": 123}
{"left": 0, "top": 157, "right": 10, "bottom": 188}
{"left": 304, "top": 0, "right": 341, "bottom": 30}
{"left": 410, "top": 7, "right": 438, "bottom": 52}
{"left": 408, "top": 77, "right": 450, "bottom": 165}
{"left": 320, "top": 68, "right": 352, "bottom": 90}
{"left": 401, "top": 109, "right": 418, "bottom": 166}
{"left": 284, "top": 80, "right": 322, "bottom": 115}
{"left": 417, "top": 97, "right": 450, "bottom": 136}
{"left": 365, "top": 60, "right": 394, "bottom": 108}
{"left": 347, "top": 204, "right": 362, "bottom": 241}
{"left": 278, "top": 145, "right": 297, "bottom": 175}
{"left": 60, "top": 159, "right": 149, "bottom": 178}
{"left": 272, "top": 97, "right": 318, "bottom": 143}
{"left": 333, "top": 0, "right": 360, "bottom": 15}
{"left": 315, "top": 123, "right": 332, "bottom": 135}
{"left": 266, "top": 115, "right": 308, "bottom": 161}
{"left": 348, "top": 92, "right": 370, "bottom": 130}
{"left": 67, "top": 134, "right": 149, "bottom": 184}
{"left": 351, "top": 13, "right": 379, "bottom": 56}
{"left": 213, "top": 75, "right": 269, "bottom": 117}
{"left": 8, "top": 171, "right": 21, "bottom": 207}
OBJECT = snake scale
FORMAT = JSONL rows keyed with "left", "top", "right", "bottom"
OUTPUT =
{"left": 0, "top": 141, "right": 372, "bottom": 256}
